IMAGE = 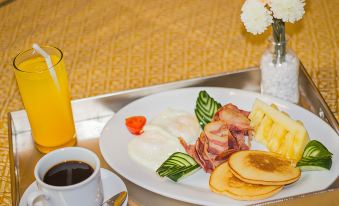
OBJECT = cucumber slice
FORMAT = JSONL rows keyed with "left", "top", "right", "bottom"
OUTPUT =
{"left": 162, "top": 159, "right": 187, "bottom": 167}
{"left": 297, "top": 165, "right": 330, "bottom": 171}
{"left": 160, "top": 165, "right": 195, "bottom": 177}
{"left": 156, "top": 152, "right": 200, "bottom": 182}
{"left": 195, "top": 90, "right": 222, "bottom": 129}
{"left": 297, "top": 140, "right": 332, "bottom": 171}
{"left": 297, "top": 140, "right": 333, "bottom": 171}
{"left": 297, "top": 157, "right": 332, "bottom": 171}
{"left": 157, "top": 165, "right": 184, "bottom": 175}
{"left": 167, "top": 165, "right": 200, "bottom": 182}
{"left": 302, "top": 140, "right": 332, "bottom": 158}
{"left": 172, "top": 152, "right": 198, "bottom": 165}
{"left": 170, "top": 156, "right": 192, "bottom": 166}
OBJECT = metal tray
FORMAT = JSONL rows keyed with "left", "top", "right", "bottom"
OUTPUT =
{"left": 9, "top": 66, "right": 339, "bottom": 206}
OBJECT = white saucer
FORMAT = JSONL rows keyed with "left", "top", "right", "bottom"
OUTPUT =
{"left": 20, "top": 168, "right": 128, "bottom": 206}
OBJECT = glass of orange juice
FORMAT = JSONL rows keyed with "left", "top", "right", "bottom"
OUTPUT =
{"left": 13, "top": 46, "right": 76, "bottom": 153}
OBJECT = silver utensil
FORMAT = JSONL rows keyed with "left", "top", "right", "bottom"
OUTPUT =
{"left": 100, "top": 191, "right": 127, "bottom": 206}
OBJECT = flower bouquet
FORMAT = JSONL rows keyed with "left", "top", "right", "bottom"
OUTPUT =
{"left": 240, "top": 0, "right": 306, "bottom": 103}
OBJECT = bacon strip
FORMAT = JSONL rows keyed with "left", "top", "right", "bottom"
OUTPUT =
{"left": 180, "top": 103, "right": 252, "bottom": 173}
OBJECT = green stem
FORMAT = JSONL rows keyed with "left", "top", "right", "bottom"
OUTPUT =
{"left": 272, "top": 18, "right": 286, "bottom": 64}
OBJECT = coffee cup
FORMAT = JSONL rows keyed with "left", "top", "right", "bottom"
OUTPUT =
{"left": 28, "top": 147, "right": 104, "bottom": 206}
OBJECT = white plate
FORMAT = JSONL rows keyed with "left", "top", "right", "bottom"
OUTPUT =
{"left": 20, "top": 168, "right": 128, "bottom": 206}
{"left": 99, "top": 87, "right": 339, "bottom": 206}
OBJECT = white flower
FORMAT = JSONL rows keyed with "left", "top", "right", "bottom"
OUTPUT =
{"left": 270, "top": 0, "right": 305, "bottom": 23}
{"left": 241, "top": 0, "right": 273, "bottom": 35}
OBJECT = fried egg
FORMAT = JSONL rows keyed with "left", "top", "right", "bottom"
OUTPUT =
{"left": 149, "top": 108, "right": 201, "bottom": 144}
{"left": 128, "top": 108, "right": 201, "bottom": 171}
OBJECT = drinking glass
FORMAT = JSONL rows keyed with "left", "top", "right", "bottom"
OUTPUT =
{"left": 13, "top": 46, "right": 76, "bottom": 153}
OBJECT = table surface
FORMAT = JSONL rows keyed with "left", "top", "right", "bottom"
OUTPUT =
{"left": 0, "top": 0, "right": 338, "bottom": 205}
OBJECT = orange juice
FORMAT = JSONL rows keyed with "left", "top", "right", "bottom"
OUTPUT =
{"left": 13, "top": 46, "right": 76, "bottom": 153}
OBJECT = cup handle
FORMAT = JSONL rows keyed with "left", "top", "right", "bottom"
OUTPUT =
{"left": 27, "top": 191, "right": 49, "bottom": 206}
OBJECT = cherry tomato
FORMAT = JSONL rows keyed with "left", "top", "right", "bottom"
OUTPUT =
{"left": 125, "top": 116, "right": 146, "bottom": 135}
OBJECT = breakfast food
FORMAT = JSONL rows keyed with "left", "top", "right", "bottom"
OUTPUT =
{"left": 228, "top": 150, "right": 301, "bottom": 185}
{"left": 125, "top": 116, "right": 147, "bottom": 135}
{"left": 195, "top": 90, "right": 222, "bottom": 129}
{"left": 180, "top": 101, "right": 252, "bottom": 173}
{"left": 209, "top": 162, "right": 283, "bottom": 200}
{"left": 249, "top": 98, "right": 310, "bottom": 163}
{"left": 150, "top": 108, "right": 201, "bottom": 141}
{"left": 156, "top": 152, "right": 200, "bottom": 182}
{"left": 128, "top": 108, "right": 200, "bottom": 171}
{"left": 126, "top": 90, "right": 333, "bottom": 202}
{"left": 297, "top": 140, "right": 333, "bottom": 170}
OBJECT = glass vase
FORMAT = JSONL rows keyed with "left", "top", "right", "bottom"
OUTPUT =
{"left": 260, "top": 19, "right": 300, "bottom": 103}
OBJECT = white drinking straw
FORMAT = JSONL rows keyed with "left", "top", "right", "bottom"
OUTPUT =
{"left": 32, "top": 43, "right": 60, "bottom": 91}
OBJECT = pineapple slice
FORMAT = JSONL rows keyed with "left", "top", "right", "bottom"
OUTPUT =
{"left": 280, "top": 132, "right": 296, "bottom": 160}
{"left": 267, "top": 123, "right": 287, "bottom": 152}
{"left": 255, "top": 115, "right": 273, "bottom": 144}
{"left": 249, "top": 109, "right": 265, "bottom": 128}
{"left": 249, "top": 99, "right": 310, "bottom": 163}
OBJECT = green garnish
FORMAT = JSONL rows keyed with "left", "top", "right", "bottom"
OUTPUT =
{"left": 156, "top": 152, "right": 200, "bottom": 182}
{"left": 195, "top": 90, "right": 222, "bottom": 129}
{"left": 296, "top": 157, "right": 332, "bottom": 171}
{"left": 297, "top": 140, "right": 333, "bottom": 171}
{"left": 302, "top": 140, "right": 332, "bottom": 158}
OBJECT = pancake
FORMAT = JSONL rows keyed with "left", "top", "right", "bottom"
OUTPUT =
{"left": 209, "top": 162, "right": 283, "bottom": 200}
{"left": 229, "top": 150, "right": 301, "bottom": 185}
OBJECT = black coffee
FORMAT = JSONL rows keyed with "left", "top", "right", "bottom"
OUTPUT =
{"left": 43, "top": 161, "right": 94, "bottom": 186}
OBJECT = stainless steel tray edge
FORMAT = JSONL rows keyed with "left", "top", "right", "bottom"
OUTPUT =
{"left": 298, "top": 64, "right": 338, "bottom": 132}
{"left": 8, "top": 113, "right": 19, "bottom": 206}
{"left": 8, "top": 66, "right": 339, "bottom": 206}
